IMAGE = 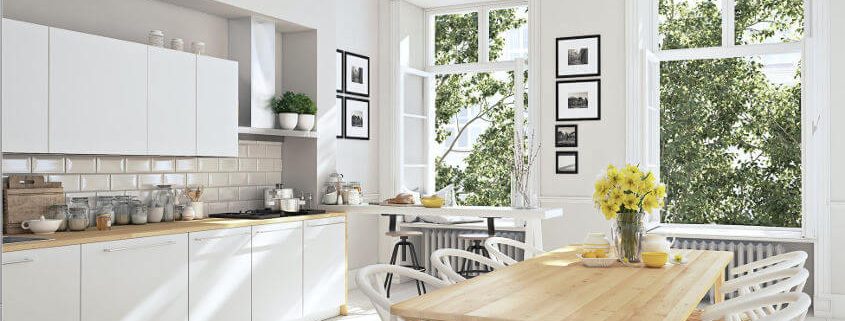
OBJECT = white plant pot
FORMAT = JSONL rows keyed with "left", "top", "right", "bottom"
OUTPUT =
{"left": 191, "top": 202, "right": 205, "bottom": 220}
{"left": 278, "top": 113, "right": 299, "bottom": 130}
{"left": 296, "top": 114, "right": 316, "bottom": 131}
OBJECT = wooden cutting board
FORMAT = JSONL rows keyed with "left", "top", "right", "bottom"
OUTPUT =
{"left": 4, "top": 175, "right": 65, "bottom": 234}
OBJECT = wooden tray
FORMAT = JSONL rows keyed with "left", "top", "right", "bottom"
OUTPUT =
{"left": 4, "top": 175, "right": 65, "bottom": 234}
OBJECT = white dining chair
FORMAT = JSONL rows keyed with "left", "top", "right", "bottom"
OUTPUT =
{"left": 730, "top": 251, "right": 808, "bottom": 279}
{"left": 430, "top": 248, "right": 505, "bottom": 283}
{"left": 688, "top": 268, "right": 809, "bottom": 321}
{"left": 356, "top": 264, "right": 452, "bottom": 321}
{"left": 484, "top": 236, "right": 545, "bottom": 265}
{"left": 699, "top": 292, "right": 811, "bottom": 321}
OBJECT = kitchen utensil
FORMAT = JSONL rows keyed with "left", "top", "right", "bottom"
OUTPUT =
{"left": 279, "top": 198, "right": 302, "bottom": 213}
{"left": 148, "top": 207, "right": 164, "bottom": 223}
{"left": 191, "top": 202, "right": 205, "bottom": 220}
{"left": 148, "top": 30, "right": 164, "bottom": 47}
{"left": 582, "top": 233, "right": 611, "bottom": 254}
{"left": 113, "top": 197, "right": 132, "bottom": 225}
{"left": 643, "top": 234, "right": 672, "bottom": 254}
{"left": 131, "top": 202, "right": 148, "bottom": 225}
{"left": 642, "top": 252, "right": 669, "bottom": 268}
{"left": 3, "top": 175, "right": 65, "bottom": 234}
{"left": 170, "top": 38, "right": 184, "bottom": 50}
{"left": 20, "top": 216, "right": 62, "bottom": 234}
{"left": 181, "top": 205, "right": 195, "bottom": 221}
{"left": 186, "top": 185, "right": 204, "bottom": 202}
{"left": 67, "top": 206, "right": 90, "bottom": 231}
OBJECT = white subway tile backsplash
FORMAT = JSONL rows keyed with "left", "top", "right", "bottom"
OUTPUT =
{"left": 265, "top": 172, "right": 282, "bottom": 185}
{"left": 219, "top": 187, "right": 238, "bottom": 201}
{"left": 229, "top": 172, "right": 247, "bottom": 186}
{"left": 238, "top": 145, "right": 249, "bottom": 158}
{"left": 48, "top": 175, "right": 80, "bottom": 192}
{"left": 97, "top": 191, "right": 124, "bottom": 197}
{"left": 152, "top": 158, "right": 175, "bottom": 172}
{"left": 257, "top": 159, "right": 275, "bottom": 172}
{"left": 266, "top": 144, "right": 282, "bottom": 158}
{"left": 175, "top": 158, "right": 197, "bottom": 172}
{"left": 163, "top": 173, "right": 186, "bottom": 186}
{"left": 65, "top": 157, "right": 96, "bottom": 174}
{"left": 247, "top": 144, "right": 265, "bottom": 158}
{"left": 186, "top": 173, "right": 207, "bottom": 186}
{"left": 247, "top": 172, "right": 265, "bottom": 186}
{"left": 97, "top": 157, "right": 125, "bottom": 173}
{"left": 273, "top": 159, "right": 283, "bottom": 171}
{"left": 197, "top": 158, "right": 219, "bottom": 172}
{"left": 81, "top": 175, "right": 110, "bottom": 191}
{"left": 111, "top": 174, "right": 138, "bottom": 190}
{"left": 138, "top": 174, "right": 163, "bottom": 188}
{"left": 2, "top": 155, "right": 31, "bottom": 173}
{"left": 239, "top": 158, "right": 258, "bottom": 172}
{"left": 238, "top": 186, "right": 257, "bottom": 200}
{"left": 201, "top": 188, "right": 219, "bottom": 202}
{"left": 219, "top": 158, "right": 238, "bottom": 172}
{"left": 208, "top": 173, "right": 229, "bottom": 187}
{"left": 207, "top": 202, "right": 229, "bottom": 215}
{"left": 230, "top": 200, "right": 262, "bottom": 212}
{"left": 126, "top": 157, "right": 151, "bottom": 173}
{"left": 32, "top": 156, "right": 65, "bottom": 173}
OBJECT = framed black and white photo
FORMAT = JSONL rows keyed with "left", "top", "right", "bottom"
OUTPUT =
{"left": 336, "top": 50, "right": 344, "bottom": 93}
{"left": 556, "top": 151, "right": 579, "bottom": 174}
{"left": 344, "top": 52, "right": 370, "bottom": 97}
{"left": 555, "top": 125, "right": 578, "bottom": 147}
{"left": 556, "top": 79, "right": 600, "bottom": 121}
{"left": 344, "top": 97, "right": 370, "bottom": 140}
{"left": 336, "top": 95, "right": 345, "bottom": 138}
{"left": 556, "top": 35, "right": 600, "bottom": 78}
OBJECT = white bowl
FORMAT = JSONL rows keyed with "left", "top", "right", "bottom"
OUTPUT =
{"left": 21, "top": 219, "right": 63, "bottom": 234}
{"left": 577, "top": 254, "right": 618, "bottom": 268}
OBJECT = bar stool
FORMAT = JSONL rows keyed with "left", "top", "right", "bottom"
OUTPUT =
{"left": 381, "top": 214, "right": 426, "bottom": 298}
{"left": 457, "top": 216, "right": 498, "bottom": 278}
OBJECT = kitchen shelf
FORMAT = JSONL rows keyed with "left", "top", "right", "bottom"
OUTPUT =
{"left": 238, "top": 126, "right": 319, "bottom": 139}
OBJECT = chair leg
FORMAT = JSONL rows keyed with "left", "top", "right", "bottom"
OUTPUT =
{"left": 384, "top": 241, "right": 401, "bottom": 298}
{"left": 480, "top": 246, "right": 491, "bottom": 272}
{"left": 407, "top": 241, "right": 427, "bottom": 295}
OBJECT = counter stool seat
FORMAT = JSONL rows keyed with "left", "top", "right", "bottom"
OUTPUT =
{"left": 457, "top": 217, "right": 499, "bottom": 279}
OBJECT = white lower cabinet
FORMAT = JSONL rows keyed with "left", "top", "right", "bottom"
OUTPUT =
{"left": 81, "top": 234, "right": 189, "bottom": 321}
{"left": 252, "top": 222, "right": 304, "bottom": 321}
{"left": 303, "top": 217, "right": 347, "bottom": 320}
{"left": 3, "top": 245, "right": 80, "bottom": 321}
{"left": 189, "top": 227, "right": 252, "bottom": 321}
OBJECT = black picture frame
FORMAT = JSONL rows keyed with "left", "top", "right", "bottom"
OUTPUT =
{"left": 344, "top": 97, "right": 370, "bottom": 140}
{"left": 344, "top": 52, "right": 370, "bottom": 97}
{"left": 555, "top": 35, "right": 601, "bottom": 78}
{"left": 336, "top": 50, "right": 345, "bottom": 93}
{"left": 555, "top": 124, "right": 578, "bottom": 148}
{"left": 556, "top": 79, "right": 601, "bottom": 121}
{"left": 556, "top": 151, "right": 579, "bottom": 174}
{"left": 336, "top": 95, "right": 345, "bottom": 138}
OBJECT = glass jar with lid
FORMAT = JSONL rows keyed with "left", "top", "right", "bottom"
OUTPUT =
{"left": 152, "top": 185, "right": 176, "bottom": 222}
{"left": 130, "top": 200, "right": 148, "bottom": 225}
{"left": 112, "top": 196, "right": 132, "bottom": 225}
{"left": 48, "top": 204, "right": 69, "bottom": 231}
{"left": 68, "top": 197, "right": 91, "bottom": 230}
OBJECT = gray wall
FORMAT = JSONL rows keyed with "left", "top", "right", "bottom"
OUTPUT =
{"left": 829, "top": 0, "right": 845, "bottom": 317}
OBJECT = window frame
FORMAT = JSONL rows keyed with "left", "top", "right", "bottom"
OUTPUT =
{"left": 627, "top": 0, "right": 825, "bottom": 237}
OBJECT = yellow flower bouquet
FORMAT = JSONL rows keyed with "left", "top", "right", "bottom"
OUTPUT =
{"left": 593, "top": 164, "right": 666, "bottom": 262}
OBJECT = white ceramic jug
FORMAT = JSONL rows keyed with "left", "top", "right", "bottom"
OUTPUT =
{"left": 642, "top": 234, "right": 672, "bottom": 254}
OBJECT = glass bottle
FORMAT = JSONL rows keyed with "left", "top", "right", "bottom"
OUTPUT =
{"left": 153, "top": 185, "right": 176, "bottom": 222}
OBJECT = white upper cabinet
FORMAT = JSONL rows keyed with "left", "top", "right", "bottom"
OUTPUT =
{"left": 303, "top": 217, "right": 346, "bottom": 320}
{"left": 2, "top": 19, "right": 49, "bottom": 153}
{"left": 148, "top": 47, "right": 197, "bottom": 155}
{"left": 3, "top": 245, "right": 81, "bottom": 321}
{"left": 49, "top": 27, "right": 148, "bottom": 155}
{"left": 189, "top": 227, "right": 252, "bottom": 321}
{"left": 252, "top": 222, "right": 304, "bottom": 321}
{"left": 197, "top": 55, "right": 238, "bottom": 157}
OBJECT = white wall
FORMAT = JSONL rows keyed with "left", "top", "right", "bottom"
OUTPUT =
{"left": 828, "top": 0, "right": 845, "bottom": 317}
{"left": 3, "top": 0, "right": 230, "bottom": 58}
{"left": 537, "top": 0, "right": 627, "bottom": 249}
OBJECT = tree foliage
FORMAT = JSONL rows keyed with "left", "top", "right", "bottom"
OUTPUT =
{"left": 659, "top": 0, "right": 803, "bottom": 227}
{"left": 434, "top": 8, "right": 526, "bottom": 206}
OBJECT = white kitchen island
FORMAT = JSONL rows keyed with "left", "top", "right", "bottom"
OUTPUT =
{"left": 320, "top": 204, "right": 563, "bottom": 256}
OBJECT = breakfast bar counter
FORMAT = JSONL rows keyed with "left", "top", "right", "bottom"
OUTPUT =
{"left": 3, "top": 212, "right": 345, "bottom": 252}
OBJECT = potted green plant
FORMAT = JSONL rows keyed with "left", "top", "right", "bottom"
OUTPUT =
{"left": 294, "top": 93, "right": 317, "bottom": 131}
{"left": 270, "top": 92, "right": 300, "bottom": 130}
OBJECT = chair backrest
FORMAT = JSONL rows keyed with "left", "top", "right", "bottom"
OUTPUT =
{"left": 430, "top": 248, "right": 505, "bottom": 283}
{"left": 731, "top": 251, "right": 808, "bottom": 278}
{"left": 356, "top": 264, "right": 452, "bottom": 321}
{"left": 484, "top": 236, "right": 545, "bottom": 265}
{"left": 722, "top": 267, "right": 809, "bottom": 298}
{"left": 701, "top": 292, "right": 811, "bottom": 321}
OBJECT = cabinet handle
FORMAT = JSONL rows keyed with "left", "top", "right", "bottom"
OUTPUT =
{"left": 103, "top": 240, "right": 176, "bottom": 253}
{"left": 308, "top": 222, "right": 345, "bottom": 227}
{"left": 255, "top": 227, "right": 300, "bottom": 234}
{"left": 193, "top": 232, "right": 251, "bottom": 242}
{"left": 2, "top": 258, "right": 34, "bottom": 265}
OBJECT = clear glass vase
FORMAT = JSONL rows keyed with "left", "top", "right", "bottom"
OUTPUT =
{"left": 612, "top": 212, "right": 645, "bottom": 263}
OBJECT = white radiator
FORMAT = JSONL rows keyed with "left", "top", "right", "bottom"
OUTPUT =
{"left": 409, "top": 227, "right": 525, "bottom": 275}
{"left": 673, "top": 238, "right": 786, "bottom": 301}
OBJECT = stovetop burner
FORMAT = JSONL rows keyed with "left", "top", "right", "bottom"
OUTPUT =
{"left": 209, "top": 208, "right": 327, "bottom": 220}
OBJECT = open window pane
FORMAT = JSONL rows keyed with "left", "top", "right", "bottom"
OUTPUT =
{"left": 660, "top": 54, "right": 802, "bottom": 227}
{"left": 489, "top": 6, "right": 528, "bottom": 62}
{"left": 659, "top": 0, "right": 722, "bottom": 50}
{"left": 434, "top": 11, "right": 479, "bottom": 65}
{"left": 735, "top": 0, "right": 804, "bottom": 45}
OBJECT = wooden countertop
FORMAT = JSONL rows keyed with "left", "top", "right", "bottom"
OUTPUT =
{"left": 3, "top": 212, "right": 345, "bottom": 252}
{"left": 391, "top": 247, "right": 733, "bottom": 321}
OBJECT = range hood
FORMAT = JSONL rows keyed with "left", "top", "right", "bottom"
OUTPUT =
{"left": 229, "top": 17, "right": 278, "bottom": 131}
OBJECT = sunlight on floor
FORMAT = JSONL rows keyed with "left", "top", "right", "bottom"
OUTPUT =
{"left": 327, "top": 282, "right": 421, "bottom": 321}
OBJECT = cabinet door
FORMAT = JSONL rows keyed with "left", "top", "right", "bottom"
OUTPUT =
{"left": 49, "top": 27, "right": 148, "bottom": 155}
{"left": 303, "top": 217, "right": 346, "bottom": 320}
{"left": 3, "top": 245, "right": 80, "bottom": 321}
{"left": 148, "top": 47, "right": 197, "bottom": 155}
{"left": 196, "top": 55, "right": 238, "bottom": 157}
{"left": 189, "top": 227, "right": 251, "bottom": 321}
{"left": 81, "top": 234, "right": 188, "bottom": 321}
{"left": 2, "top": 19, "right": 49, "bottom": 153}
{"left": 252, "top": 222, "right": 303, "bottom": 321}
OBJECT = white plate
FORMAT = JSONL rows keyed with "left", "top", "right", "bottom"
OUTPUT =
{"left": 577, "top": 254, "right": 618, "bottom": 268}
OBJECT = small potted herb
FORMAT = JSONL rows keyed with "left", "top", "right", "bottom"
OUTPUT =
{"left": 294, "top": 94, "right": 317, "bottom": 131}
{"left": 271, "top": 92, "right": 300, "bottom": 130}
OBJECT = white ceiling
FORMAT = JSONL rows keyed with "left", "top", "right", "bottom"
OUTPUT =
{"left": 403, "top": 0, "right": 494, "bottom": 8}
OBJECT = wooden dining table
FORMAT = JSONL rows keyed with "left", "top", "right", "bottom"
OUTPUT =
{"left": 391, "top": 247, "right": 733, "bottom": 321}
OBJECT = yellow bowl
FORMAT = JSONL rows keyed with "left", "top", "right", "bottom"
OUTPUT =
{"left": 642, "top": 252, "right": 669, "bottom": 268}
{"left": 421, "top": 197, "right": 444, "bottom": 208}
